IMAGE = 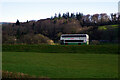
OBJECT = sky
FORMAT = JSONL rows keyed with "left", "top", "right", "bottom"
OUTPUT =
{"left": 0, "top": 0, "right": 119, "bottom": 22}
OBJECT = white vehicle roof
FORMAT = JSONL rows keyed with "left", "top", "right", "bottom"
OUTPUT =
{"left": 61, "top": 34, "right": 88, "bottom": 36}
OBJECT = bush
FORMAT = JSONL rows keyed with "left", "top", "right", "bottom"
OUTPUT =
{"left": 3, "top": 36, "right": 17, "bottom": 44}
{"left": 90, "top": 40, "right": 100, "bottom": 45}
{"left": 2, "top": 44, "right": 118, "bottom": 54}
{"left": 2, "top": 70, "right": 49, "bottom": 79}
{"left": 20, "top": 34, "right": 54, "bottom": 45}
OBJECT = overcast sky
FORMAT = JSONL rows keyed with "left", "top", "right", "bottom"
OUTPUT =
{"left": 0, "top": 0, "right": 119, "bottom": 22}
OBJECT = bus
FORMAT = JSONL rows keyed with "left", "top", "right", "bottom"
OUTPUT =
{"left": 60, "top": 34, "right": 89, "bottom": 45}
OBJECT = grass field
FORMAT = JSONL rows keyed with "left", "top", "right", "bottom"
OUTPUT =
{"left": 2, "top": 45, "right": 119, "bottom": 78}
{"left": 98, "top": 25, "right": 119, "bottom": 30}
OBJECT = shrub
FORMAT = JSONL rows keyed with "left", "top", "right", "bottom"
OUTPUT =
{"left": 20, "top": 34, "right": 54, "bottom": 45}
{"left": 3, "top": 36, "right": 17, "bottom": 44}
{"left": 2, "top": 70, "right": 50, "bottom": 79}
{"left": 90, "top": 40, "right": 100, "bottom": 45}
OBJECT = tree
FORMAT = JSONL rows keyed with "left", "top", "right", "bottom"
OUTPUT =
{"left": 54, "top": 13, "right": 57, "bottom": 19}
{"left": 66, "top": 12, "right": 70, "bottom": 18}
{"left": 84, "top": 14, "right": 91, "bottom": 26}
{"left": 16, "top": 19, "right": 20, "bottom": 25}
{"left": 26, "top": 20, "right": 29, "bottom": 23}
{"left": 16, "top": 28, "right": 21, "bottom": 39}
{"left": 71, "top": 13, "right": 75, "bottom": 19}
{"left": 32, "top": 23, "right": 35, "bottom": 29}
{"left": 76, "top": 12, "right": 83, "bottom": 21}
{"left": 20, "top": 34, "right": 53, "bottom": 44}
{"left": 58, "top": 13, "right": 61, "bottom": 19}
{"left": 51, "top": 16, "right": 54, "bottom": 20}
{"left": 93, "top": 14, "right": 99, "bottom": 24}
{"left": 62, "top": 13, "right": 67, "bottom": 19}
{"left": 3, "top": 35, "right": 17, "bottom": 44}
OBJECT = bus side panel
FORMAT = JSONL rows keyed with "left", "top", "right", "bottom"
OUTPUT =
{"left": 68, "top": 43, "right": 78, "bottom": 45}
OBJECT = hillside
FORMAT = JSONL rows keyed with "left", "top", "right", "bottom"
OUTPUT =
{"left": 2, "top": 13, "right": 119, "bottom": 44}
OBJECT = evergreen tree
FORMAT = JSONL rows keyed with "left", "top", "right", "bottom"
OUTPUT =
{"left": 51, "top": 16, "right": 54, "bottom": 20}
{"left": 58, "top": 13, "right": 61, "bottom": 19}
{"left": 54, "top": 13, "right": 57, "bottom": 18}
{"left": 26, "top": 20, "right": 29, "bottom": 23}
{"left": 62, "top": 13, "right": 67, "bottom": 19}
{"left": 16, "top": 19, "right": 20, "bottom": 25}
{"left": 71, "top": 13, "right": 75, "bottom": 18}
{"left": 62, "top": 13, "right": 66, "bottom": 18}
{"left": 66, "top": 12, "right": 70, "bottom": 18}
{"left": 76, "top": 12, "right": 83, "bottom": 21}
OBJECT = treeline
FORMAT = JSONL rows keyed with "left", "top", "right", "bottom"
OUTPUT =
{"left": 2, "top": 12, "right": 120, "bottom": 44}
{"left": 51, "top": 12, "right": 120, "bottom": 26}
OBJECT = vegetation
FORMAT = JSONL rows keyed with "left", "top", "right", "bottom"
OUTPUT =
{"left": 2, "top": 11, "right": 119, "bottom": 78}
{"left": 2, "top": 52, "right": 118, "bottom": 78}
{"left": 2, "top": 44, "right": 118, "bottom": 54}
{"left": 2, "top": 70, "right": 36, "bottom": 78}
{"left": 2, "top": 71, "right": 49, "bottom": 79}
{"left": 2, "top": 12, "right": 119, "bottom": 44}
{"left": 2, "top": 44, "right": 119, "bottom": 78}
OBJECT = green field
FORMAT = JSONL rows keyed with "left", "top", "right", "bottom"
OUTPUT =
{"left": 2, "top": 45, "right": 119, "bottom": 78}
{"left": 98, "top": 25, "right": 119, "bottom": 30}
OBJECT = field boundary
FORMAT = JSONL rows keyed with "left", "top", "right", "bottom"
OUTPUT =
{"left": 2, "top": 44, "right": 118, "bottom": 54}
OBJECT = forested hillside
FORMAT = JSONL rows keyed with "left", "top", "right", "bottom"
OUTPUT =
{"left": 2, "top": 12, "right": 119, "bottom": 44}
